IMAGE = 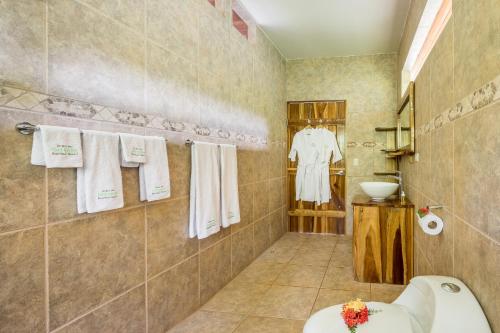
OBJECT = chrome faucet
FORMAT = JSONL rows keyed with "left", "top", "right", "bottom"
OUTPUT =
{"left": 374, "top": 171, "right": 404, "bottom": 198}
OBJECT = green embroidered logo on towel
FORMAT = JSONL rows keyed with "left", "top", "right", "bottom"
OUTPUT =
{"left": 131, "top": 147, "right": 145, "bottom": 157}
{"left": 152, "top": 185, "right": 168, "bottom": 195}
{"left": 97, "top": 189, "right": 118, "bottom": 199}
{"left": 50, "top": 145, "right": 79, "bottom": 156}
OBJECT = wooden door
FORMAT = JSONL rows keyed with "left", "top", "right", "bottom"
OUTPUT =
{"left": 287, "top": 101, "right": 346, "bottom": 234}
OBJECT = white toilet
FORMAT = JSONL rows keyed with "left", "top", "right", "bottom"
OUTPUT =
{"left": 304, "top": 276, "right": 491, "bottom": 333}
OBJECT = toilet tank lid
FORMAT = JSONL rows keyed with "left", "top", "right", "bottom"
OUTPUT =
{"left": 408, "top": 276, "right": 491, "bottom": 333}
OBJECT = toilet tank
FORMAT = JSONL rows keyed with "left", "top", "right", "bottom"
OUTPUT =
{"left": 393, "top": 276, "right": 491, "bottom": 333}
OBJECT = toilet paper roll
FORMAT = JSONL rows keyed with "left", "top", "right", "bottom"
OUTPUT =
{"left": 417, "top": 212, "right": 444, "bottom": 235}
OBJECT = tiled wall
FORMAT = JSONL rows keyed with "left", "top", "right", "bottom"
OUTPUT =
{"left": 398, "top": 0, "right": 500, "bottom": 331}
{"left": 286, "top": 54, "right": 398, "bottom": 234}
{"left": 0, "top": 0, "right": 287, "bottom": 332}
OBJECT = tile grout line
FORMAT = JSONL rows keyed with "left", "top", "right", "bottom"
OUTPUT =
{"left": 50, "top": 283, "right": 146, "bottom": 333}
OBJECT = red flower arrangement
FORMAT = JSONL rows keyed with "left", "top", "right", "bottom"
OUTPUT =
{"left": 341, "top": 299, "right": 380, "bottom": 333}
{"left": 417, "top": 207, "right": 430, "bottom": 218}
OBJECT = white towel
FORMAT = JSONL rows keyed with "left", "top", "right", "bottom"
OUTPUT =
{"left": 77, "top": 130, "right": 124, "bottom": 214}
{"left": 119, "top": 133, "right": 146, "bottom": 167}
{"left": 31, "top": 125, "right": 83, "bottom": 168}
{"left": 220, "top": 144, "right": 240, "bottom": 227}
{"left": 139, "top": 136, "right": 170, "bottom": 201}
{"left": 189, "top": 142, "right": 221, "bottom": 239}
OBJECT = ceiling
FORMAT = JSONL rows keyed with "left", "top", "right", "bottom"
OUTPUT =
{"left": 239, "top": 0, "right": 412, "bottom": 59}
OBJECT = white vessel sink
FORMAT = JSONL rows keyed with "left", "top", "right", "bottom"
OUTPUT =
{"left": 360, "top": 182, "right": 399, "bottom": 201}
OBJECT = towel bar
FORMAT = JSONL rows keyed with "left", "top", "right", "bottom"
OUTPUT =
{"left": 15, "top": 122, "right": 38, "bottom": 135}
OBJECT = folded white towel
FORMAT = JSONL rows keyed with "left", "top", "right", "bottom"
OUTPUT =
{"left": 77, "top": 130, "right": 124, "bottom": 213}
{"left": 189, "top": 142, "right": 221, "bottom": 239}
{"left": 139, "top": 136, "right": 170, "bottom": 202}
{"left": 220, "top": 144, "right": 240, "bottom": 228}
{"left": 119, "top": 133, "right": 146, "bottom": 168}
{"left": 31, "top": 125, "right": 83, "bottom": 168}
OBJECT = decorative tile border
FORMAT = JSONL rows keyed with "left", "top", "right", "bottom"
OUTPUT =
{"left": 0, "top": 85, "right": 268, "bottom": 146}
{"left": 416, "top": 75, "right": 500, "bottom": 136}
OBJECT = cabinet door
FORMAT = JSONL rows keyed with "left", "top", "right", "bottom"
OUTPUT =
{"left": 353, "top": 206, "right": 383, "bottom": 283}
{"left": 380, "top": 207, "right": 413, "bottom": 284}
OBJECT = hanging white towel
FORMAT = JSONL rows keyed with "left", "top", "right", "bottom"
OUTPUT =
{"left": 219, "top": 144, "right": 240, "bottom": 228}
{"left": 139, "top": 136, "right": 170, "bottom": 202}
{"left": 119, "top": 133, "right": 146, "bottom": 167}
{"left": 77, "top": 130, "right": 123, "bottom": 214}
{"left": 189, "top": 142, "right": 221, "bottom": 239}
{"left": 31, "top": 125, "right": 83, "bottom": 168}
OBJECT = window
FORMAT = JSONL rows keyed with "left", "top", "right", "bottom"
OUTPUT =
{"left": 232, "top": 10, "right": 249, "bottom": 39}
{"left": 401, "top": 0, "right": 452, "bottom": 95}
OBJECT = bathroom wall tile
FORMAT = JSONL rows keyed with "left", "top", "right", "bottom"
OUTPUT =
{"left": 198, "top": 69, "right": 231, "bottom": 129}
{"left": 269, "top": 178, "right": 283, "bottom": 212}
{"left": 252, "top": 285, "right": 318, "bottom": 320}
{"left": 148, "top": 256, "right": 199, "bottom": 333}
{"left": 233, "top": 316, "right": 305, "bottom": 333}
{"left": 122, "top": 167, "right": 141, "bottom": 207}
{"left": 231, "top": 226, "right": 254, "bottom": 276}
{"left": 417, "top": 208, "right": 454, "bottom": 276}
{"left": 429, "top": 22, "right": 454, "bottom": 118}
{"left": 200, "top": 237, "right": 232, "bottom": 304}
{"left": 346, "top": 147, "right": 374, "bottom": 177}
{"left": 237, "top": 149, "right": 257, "bottom": 186}
{"left": 414, "top": 247, "right": 433, "bottom": 276}
{"left": 79, "top": 0, "right": 145, "bottom": 32}
{"left": 269, "top": 209, "right": 284, "bottom": 244}
{"left": 253, "top": 181, "right": 269, "bottom": 220}
{"left": 312, "top": 289, "right": 370, "bottom": 314}
{"left": 414, "top": 61, "right": 431, "bottom": 130}
{"left": 231, "top": 184, "right": 253, "bottom": 232}
{"left": 430, "top": 124, "right": 453, "bottom": 209}
{"left": 47, "top": 168, "right": 78, "bottom": 222}
{"left": 454, "top": 103, "right": 500, "bottom": 242}
{"left": 48, "top": 0, "right": 144, "bottom": 112}
{"left": 268, "top": 143, "right": 283, "bottom": 178}
{"left": 0, "top": 0, "right": 46, "bottom": 91}
{"left": 255, "top": 150, "right": 270, "bottom": 182}
{"left": 0, "top": 110, "right": 46, "bottom": 232}
{"left": 167, "top": 310, "right": 244, "bottom": 333}
{"left": 254, "top": 216, "right": 271, "bottom": 257}
{"left": 146, "top": 43, "right": 199, "bottom": 122}
{"left": 453, "top": 0, "right": 500, "bottom": 100}
{"left": 0, "top": 228, "right": 45, "bottom": 333}
{"left": 58, "top": 286, "right": 146, "bottom": 333}
{"left": 199, "top": 226, "right": 231, "bottom": 251}
{"left": 49, "top": 208, "right": 145, "bottom": 329}
{"left": 147, "top": 198, "right": 197, "bottom": 277}
{"left": 454, "top": 218, "right": 500, "bottom": 332}
{"left": 415, "top": 132, "right": 432, "bottom": 194}
{"left": 147, "top": 0, "right": 199, "bottom": 62}
{"left": 199, "top": 13, "right": 229, "bottom": 77}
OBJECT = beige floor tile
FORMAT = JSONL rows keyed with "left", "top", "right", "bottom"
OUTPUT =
{"left": 233, "top": 316, "right": 305, "bottom": 333}
{"left": 289, "top": 248, "right": 332, "bottom": 267}
{"left": 202, "top": 280, "right": 270, "bottom": 314}
{"left": 300, "top": 237, "right": 337, "bottom": 250}
{"left": 370, "top": 283, "right": 405, "bottom": 303}
{"left": 312, "top": 289, "right": 371, "bottom": 314}
{"left": 233, "top": 261, "right": 286, "bottom": 285}
{"left": 252, "top": 285, "right": 318, "bottom": 320}
{"left": 273, "top": 233, "right": 304, "bottom": 249}
{"left": 275, "top": 264, "right": 327, "bottom": 288}
{"left": 321, "top": 266, "right": 370, "bottom": 292}
{"left": 167, "top": 310, "right": 244, "bottom": 333}
{"left": 328, "top": 248, "right": 353, "bottom": 267}
{"left": 256, "top": 244, "right": 298, "bottom": 264}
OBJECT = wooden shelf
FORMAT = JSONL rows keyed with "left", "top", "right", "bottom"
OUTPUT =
{"left": 288, "top": 209, "right": 346, "bottom": 218}
{"left": 375, "top": 127, "right": 397, "bottom": 132}
{"left": 288, "top": 119, "right": 346, "bottom": 126}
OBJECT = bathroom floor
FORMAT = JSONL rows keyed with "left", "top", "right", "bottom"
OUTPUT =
{"left": 167, "top": 232, "right": 405, "bottom": 333}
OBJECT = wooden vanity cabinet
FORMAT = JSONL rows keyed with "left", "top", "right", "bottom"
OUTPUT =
{"left": 352, "top": 196, "right": 414, "bottom": 285}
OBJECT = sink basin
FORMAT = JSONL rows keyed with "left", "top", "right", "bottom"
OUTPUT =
{"left": 360, "top": 182, "right": 399, "bottom": 201}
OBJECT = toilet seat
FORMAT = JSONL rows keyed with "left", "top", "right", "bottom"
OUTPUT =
{"left": 303, "top": 302, "right": 415, "bottom": 333}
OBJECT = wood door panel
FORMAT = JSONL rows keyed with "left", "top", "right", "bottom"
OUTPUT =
{"left": 287, "top": 101, "right": 346, "bottom": 234}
